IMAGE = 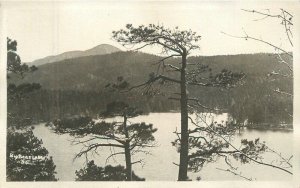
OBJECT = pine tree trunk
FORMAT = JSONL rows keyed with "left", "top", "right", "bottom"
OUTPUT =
{"left": 178, "top": 52, "right": 189, "bottom": 181}
{"left": 123, "top": 115, "right": 132, "bottom": 181}
{"left": 124, "top": 142, "right": 132, "bottom": 181}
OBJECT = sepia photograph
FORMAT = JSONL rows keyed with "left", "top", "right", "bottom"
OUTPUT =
{"left": 0, "top": 0, "right": 300, "bottom": 187}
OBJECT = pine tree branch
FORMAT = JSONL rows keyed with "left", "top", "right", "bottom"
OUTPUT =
{"left": 75, "top": 143, "right": 125, "bottom": 160}
{"left": 124, "top": 74, "right": 181, "bottom": 92}
{"left": 241, "top": 9, "right": 293, "bottom": 25}
{"left": 167, "top": 64, "right": 181, "bottom": 71}
{"left": 276, "top": 52, "right": 293, "bottom": 72}
{"left": 221, "top": 31, "right": 292, "bottom": 57}
{"left": 105, "top": 152, "right": 125, "bottom": 165}
{"left": 216, "top": 168, "right": 253, "bottom": 181}
{"left": 192, "top": 115, "right": 293, "bottom": 175}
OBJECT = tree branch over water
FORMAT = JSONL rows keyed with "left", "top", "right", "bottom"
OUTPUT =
{"left": 190, "top": 114, "right": 293, "bottom": 175}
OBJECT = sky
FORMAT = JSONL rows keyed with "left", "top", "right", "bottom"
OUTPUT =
{"left": 1, "top": 1, "right": 298, "bottom": 62}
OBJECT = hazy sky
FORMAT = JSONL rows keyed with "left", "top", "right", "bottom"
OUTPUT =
{"left": 1, "top": 1, "right": 297, "bottom": 62}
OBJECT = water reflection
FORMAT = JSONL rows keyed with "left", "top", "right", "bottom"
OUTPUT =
{"left": 33, "top": 113, "right": 293, "bottom": 181}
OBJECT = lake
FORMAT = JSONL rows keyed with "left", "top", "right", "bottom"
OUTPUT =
{"left": 32, "top": 113, "right": 293, "bottom": 181}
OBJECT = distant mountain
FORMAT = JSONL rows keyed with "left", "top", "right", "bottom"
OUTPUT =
{"left": 82, "top": 44, "right": 121, "bottom": 56}
{"left": 29, "top": 44, "right": 121, "bottom": 66}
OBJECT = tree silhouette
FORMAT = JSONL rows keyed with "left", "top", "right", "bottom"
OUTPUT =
{"left": 48, "top": 101, "right": 157, "bottom": 181}
{"left": 113, "top": 24, "right": 245, "bottom": 180}
{"left": 173, "top": 113, "right": 292, "bottom": 179}
{"left": 6, "top": 38, "right": 57, "bottom": 181}
{"left": 7, "top": 130, "right": 57, "bottom": 181}
{"left": 7, "top": 37, "right": 37, "bottom": 78}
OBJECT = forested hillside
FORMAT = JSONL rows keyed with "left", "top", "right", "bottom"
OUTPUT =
{"left": 9, "top": 51, "right": 292, "bottom": 124}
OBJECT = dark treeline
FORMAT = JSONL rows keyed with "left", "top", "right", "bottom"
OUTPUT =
{"left": 9, "top": 51, "right": 292, "bottom": 125}
{"left": 9, "top": 89, "right": 180, "bottom": 121}
{"left": 10, "top": 84, "right": 292, "bottom": 125}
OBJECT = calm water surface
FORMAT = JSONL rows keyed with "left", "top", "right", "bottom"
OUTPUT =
{"left": 32, "top": 113, "right": 293, "bottom": 181}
